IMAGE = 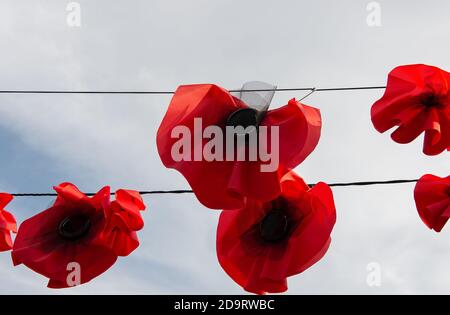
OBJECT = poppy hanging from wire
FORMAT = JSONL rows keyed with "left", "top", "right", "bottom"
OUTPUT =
{"left": 0, "top": 193, "right": 17, "bottom": 252}
{"left": 12, "top": 182, "right": 146, "bottom": 288}
{"left": 371, "top": 64, "right": 450, "bottom": 155}
{"left": 414, "top": 174, "right": 450, "bottom": 232}
{"left": 157, "top": 82, "right": 322, "bottom": 209}
{"left": 216, "top": 171, "right": 336, "bottom": 294}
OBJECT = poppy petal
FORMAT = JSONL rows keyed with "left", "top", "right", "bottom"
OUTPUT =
{"left": 0, "top": 193, "right": 16, "bottom": 252}
{"left": 414, "top": 174, "right": 450, "bottom": 232}
{"left": 262, "top": 98, "right": 322, "bottom": 171}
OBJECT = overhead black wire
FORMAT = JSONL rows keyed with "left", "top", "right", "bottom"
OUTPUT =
{"left": 326, "top": 179, "right": 419, "bottom": 187}
{"left": 10, "top": 179, "right": 418, "bottom": 197}
{"left": 314, "top": 86, "right": 386, "bottom": 91}
{"left": 0, "top": 86, "right": 386, "bottom": 95}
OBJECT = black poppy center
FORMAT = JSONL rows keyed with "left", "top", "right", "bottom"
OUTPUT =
{"left": 226, "top": 108, "right": 258, "bottom": 132}
{"left": 58, "top": 214, "right": 91, "bottom": 241}
{"left": 259, "top": 210, "right": 289, "bottom": 243}
{"left": 421, "top": 95, "right": 440, "bottom": 108}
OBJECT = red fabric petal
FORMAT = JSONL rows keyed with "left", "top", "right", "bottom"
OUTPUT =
{"left": 157, "top": 84, "right": 322, "bottom": 209}
{"left": 414, "top": 174, "right": 450, "bottom": 232}
{"left": 371, "top": 64, "right": 450, "bottom": 155}
{"left": 112, "top": 189, "right": 146, "bottom": 230}
{"left": 285, "top": 182, "right": 336, "bottom": 277}
{"left": 45, "top": 245, "right": 117, "bottom": 289}
{"left": 100, "top": 190, "right": 146, "bottom": 256}
{"left": 0, "top": 193, "right": 13, "bottom": 209}
{"left": 216, "top": 172, "right": 336, "bottom": 294}
{"left": 53, "top": 182, "right": 90, "bottom": 205}
{"left": 0, "top": 193, "right": 16, "bottom": 252}
{"left": 0, "top": 208, "right": 17, "bottom": 232}
{"left": 0, "top": 232, "right": 13, "bottom": 252}
{"left": 101, "top": 221, "right": 140, "bottom": 257}
{"left": 261, "top": 98, "right": 321, "bottom": 171}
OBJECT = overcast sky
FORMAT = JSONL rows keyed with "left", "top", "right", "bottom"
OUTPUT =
{"left": 0, "top": 0, "right": 448, "bottom": 294}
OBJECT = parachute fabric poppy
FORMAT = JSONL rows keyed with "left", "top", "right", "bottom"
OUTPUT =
{"left": 157, "top": 84, "right": 322, "bottom": 209}
{"left": 12, "top": 183, "right": 146, "bottom": 288}
{"left": 371, "top": 64, "right": 450, "bottom": 155}
{"left": 216, "top": 172, "right": 336, "bottom": 294}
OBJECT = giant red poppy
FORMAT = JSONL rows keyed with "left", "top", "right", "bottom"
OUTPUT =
{"left": 0, "top": 193, "right": 17, "bottom": 252}
{"left": 157, "top": 84, "right": 322, "bottom": 209}
{"left": 216, "top": 171, "right": 336, "bottom": 294}
{"left": 12, "top": 183, "right": 146, "bottom": 288}
{"left": 371, "top": 64, "right": 450, "bottom": 155}
{"left": 414, "top": 174, "right": 450, "bottom": 232}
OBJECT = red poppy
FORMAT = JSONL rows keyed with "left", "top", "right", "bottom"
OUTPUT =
{"left": 12, "top": 183, "right": 146, "bottom": 288}
{"left": 216, "top": 171, "right": 336, "bottom": 294}
{"left": 414, "top": 174, "right": 450, "bottom": 232}
{"left": 371, "top": 64, "right": 450, "bottom": 155}
{"left": 0, "top": 193, "right": 17, "bottom": 252}
{"left": 157, "top": 84, "right": 322, "bottom": 209}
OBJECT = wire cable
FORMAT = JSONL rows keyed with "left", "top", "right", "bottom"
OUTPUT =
{"left": 0, "top": 86, "right": 386, "bottom": 95}
{"left": 9, "top": 179, "right": 418, "bottom": 197}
